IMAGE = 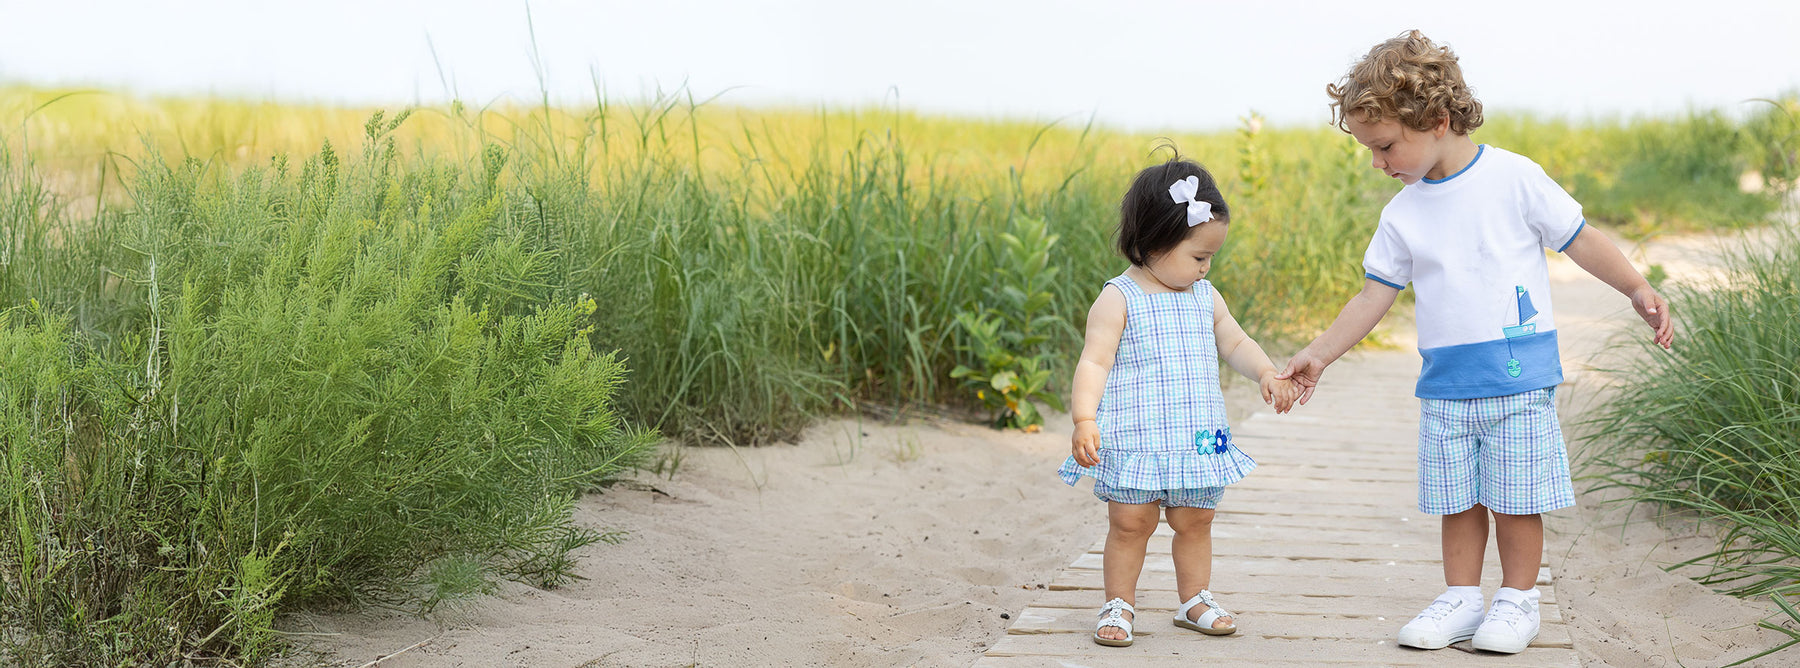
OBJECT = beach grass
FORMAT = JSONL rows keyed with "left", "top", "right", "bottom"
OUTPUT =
{"left": 1578, "top": 213, "right": 1800, "bottom": 662}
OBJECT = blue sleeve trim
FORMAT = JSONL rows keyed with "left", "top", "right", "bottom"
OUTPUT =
{"left": 1364, "top": 273, "right": 1406, "bottom": 290}
{"left": 1556, "top": 219, "right": 1587, "bottom": 253}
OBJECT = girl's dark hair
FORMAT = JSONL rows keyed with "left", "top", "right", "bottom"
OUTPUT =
{"left": 1117, "top": 158, "right": 1230, "bottom": 266}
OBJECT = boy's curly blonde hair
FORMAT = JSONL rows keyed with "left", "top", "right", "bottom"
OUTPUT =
{"left": 1328, "top": 30, "right": 1483, "bottom": 135}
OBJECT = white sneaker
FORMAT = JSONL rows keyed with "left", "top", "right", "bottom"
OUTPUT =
{"left": 1396, "top": 591, "right": 1485, "bottom": 649}
{"left": 1471, "top": 587, "right": 1540, "bottom": 653}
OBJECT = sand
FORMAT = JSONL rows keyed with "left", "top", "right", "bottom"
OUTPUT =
{"left": 280, "top": 228, "right": 1798, "bottom": 667}
{"left": 278, "top": 412, "right": 1112, "bottom": 667}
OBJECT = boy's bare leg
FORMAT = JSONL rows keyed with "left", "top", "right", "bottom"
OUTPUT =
{"left": 1099, "top": 501, "right": 1160, "bottom": 640}
{"left": 1167, "top": 506, "right": 1233, "bottom": 628}
{"left": 1442, "top": 504, "right": 1489, "bottom": 586}
{"left": 1491, "top": 511, "right": 1544, "bottom": 590}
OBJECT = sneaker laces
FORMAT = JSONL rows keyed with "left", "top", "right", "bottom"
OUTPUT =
{"left": 1414, "top": 597, "right": 1464, "bottom": 622}
{"left": 1486, "top": 598, "right": 1529, "bottom": 627}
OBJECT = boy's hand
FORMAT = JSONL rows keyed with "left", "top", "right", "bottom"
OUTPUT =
{"left": 1260, "top": 371, "right": 1303, "bottom": 413}
{"left": 1071, "top": 419, "right": 1101, "bottom": 467}
{"left": 1274, "top": 349, "right": 1329, "bottom": 406}
{"left": 1631, "top": 285, "right": 1674, "bottom": 350}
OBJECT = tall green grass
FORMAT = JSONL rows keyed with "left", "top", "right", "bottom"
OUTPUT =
{"left": 1581, "top": 220, "right": 1800, "bottom": 593}
{"left": 1, "top": 126, "right": 655, "bottom": 663}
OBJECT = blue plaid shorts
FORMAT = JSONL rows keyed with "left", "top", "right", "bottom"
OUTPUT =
{"left": 1417, "top": 387, "right": 1575, "bottom": 515}
{"left": 1092, "top": 480, "right": 1224, "bottom": 509}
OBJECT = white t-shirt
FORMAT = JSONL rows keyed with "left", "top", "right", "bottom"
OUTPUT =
{"left": 1362, "top": 145, "right": 1586, "bottom": 399}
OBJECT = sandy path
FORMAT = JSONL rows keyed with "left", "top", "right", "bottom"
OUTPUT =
{"left": 281, "top": 229, "right": 1798, "bottom": 667}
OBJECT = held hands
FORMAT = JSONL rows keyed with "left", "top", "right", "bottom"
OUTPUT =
{"left": 1631, "top": 285, "right": 1675, "bottom": 350}
{"left": 1260, "top": 370, "right": 1303, "bottom": 413}
{"left": 1071, "top": 419, "right": 1101, "bottom": 467}
{"left": 1273, "top": 348, "right": 1328, "bottom": 406}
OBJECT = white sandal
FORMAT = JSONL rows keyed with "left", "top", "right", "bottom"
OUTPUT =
{"left": 1093, "top": 597, "right": 1135, "bottom": 647}
{"left": 1174, "top": 589, "right": 1237, "bottom": 636}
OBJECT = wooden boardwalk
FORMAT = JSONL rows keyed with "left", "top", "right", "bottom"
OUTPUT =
{"left": 978, "top": 354, "right": 1580, "bottom": 667}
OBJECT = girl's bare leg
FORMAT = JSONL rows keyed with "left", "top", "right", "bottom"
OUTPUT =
{"left": 1167, "top": 506, "right": 1232, "bottom": 628}
{"left": 1099, "top": 501, "right": 1161, "bottom": 641}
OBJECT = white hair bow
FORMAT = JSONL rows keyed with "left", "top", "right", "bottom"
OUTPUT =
{"left": 1167, "top": 175, "right": 1214, "bottom": 227}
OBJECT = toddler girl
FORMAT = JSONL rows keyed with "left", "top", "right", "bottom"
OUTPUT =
{"left": 1059, "top": 157, "right": 1300, "bottom": 647}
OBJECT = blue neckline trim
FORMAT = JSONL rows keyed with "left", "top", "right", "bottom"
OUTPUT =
{"left": 1422, "top": 144, "right": 1485, "bottom": 184}
{"left": 1365, "top": 272, "right": 1406, "bottom": 291}
{"left": 1556, "top": 219, "right": 1587, "bottom": 252}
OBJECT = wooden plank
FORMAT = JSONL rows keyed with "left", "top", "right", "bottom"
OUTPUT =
{"left": 1241, "top": 414, "right": 1421, "bottom": 434}
{"left": 1212, "top": 506, "right": 1431, "bottom": 522}
{"left": 1228, "top": 477, "right": 1424, "bottom": 494}
{"left": 1245, "top": 463, "right": 1420, "bottom": 479}
{"left": 1204, "top": 511, "right": 1440, "bottom": 532}
{"left": 1082, "top": 538, "right": 1537, "bottom": 565}
{"left": 1065, "top": 554, "right": 1548, "bottom": 579}
{"left": 1046, "top": 571, "right": 1560, "bottom": 606}
{"left": 1233, "top": 431, "right": 1417, "bottom": 448}
{"left": 981, "top": 634, "right": 1578, "bottom": 667}
{"left": 1021, "top": 589, "right": 1567, "bottom": 624}
{"left": 1005, "top": 605, "right": 1572, "bottom": 648}
{"left": 1148, "top": 523, "right": 1439, "bottom": 546}
{"left": 976, "top": 656, "right": 1567, "bottom": 668}
{"left": 1192, "top": 490, "right": 1419, "bottom": 511}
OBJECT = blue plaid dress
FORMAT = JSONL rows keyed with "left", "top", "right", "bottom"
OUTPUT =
{"left": 1058, "top": 276, "right": 1257, "bottom": 491}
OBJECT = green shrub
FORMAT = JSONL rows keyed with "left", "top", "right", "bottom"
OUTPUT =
{"left": 1745, "top": 95, "right": 1800, "bottom": 195}
{"left": 0, "top": 139, "right": 654, "bottom": 664}
{"left": 951, "top": 216, "right": 1069, "bottom": 429}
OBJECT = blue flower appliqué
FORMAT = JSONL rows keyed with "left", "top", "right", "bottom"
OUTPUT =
{"left": 1194, "top": 428, "right": 1230, "bottom": 455}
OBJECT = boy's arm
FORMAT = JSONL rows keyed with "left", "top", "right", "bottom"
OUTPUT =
{"left": 1070, "top": 287, "right": 1126, "bottom": 467}
{"left": 1560, "top": 227, "right": 1674, "bottom": 349}
{"left": 1275, "top": 279, "right": 1401, "bottom": 405}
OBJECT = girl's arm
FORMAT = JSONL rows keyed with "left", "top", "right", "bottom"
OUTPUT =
{"left": 1275, "top": 279, "right": 1401, "bottom": 405}
{"left": 1214, "top": 290, "right": 1302, "bottom": 412}
{"left": 1070, "top": 286, "right": 1126, "bottom": 467}
{"left": 1560, "top": 226, "right": 1674, "bottom": 349}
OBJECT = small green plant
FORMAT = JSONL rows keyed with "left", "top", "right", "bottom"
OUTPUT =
{"left": 951, "top": 216, "right": 1069, "bottom": 430}
{"left": 1236, "top": 112, "right": 1268, "bottom": 206}
{"left": 890, "top": 433, "right": 924, "bottom": 464}
{"left": 649, "top": 444, "right": 687, "bottom": 480}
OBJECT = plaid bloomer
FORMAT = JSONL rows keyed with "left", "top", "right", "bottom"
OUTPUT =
{"left": 1091, "top": 480, "right": 1226, "bottom": 509}
{"left": 1058, "top": 276, "right": 1256, "bottom": 508}
{"left": 1417, "top": 387, "right": 1575, "bottom": 515}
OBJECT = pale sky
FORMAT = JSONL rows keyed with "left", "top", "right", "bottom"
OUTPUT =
{"left": 2, "top": 0, "right": 1798, "bottom": 132}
